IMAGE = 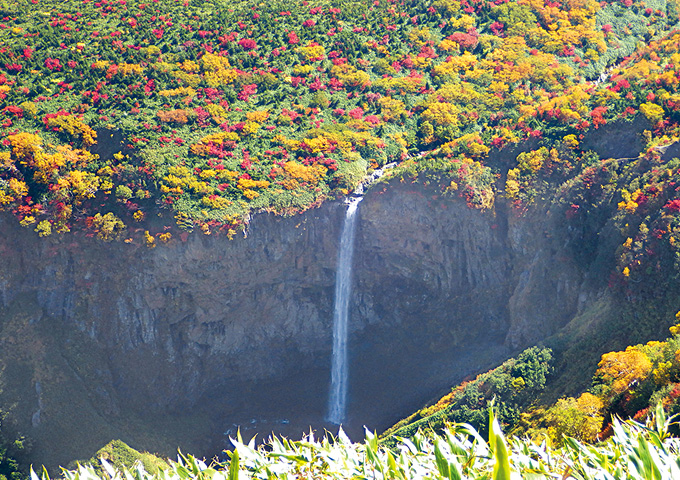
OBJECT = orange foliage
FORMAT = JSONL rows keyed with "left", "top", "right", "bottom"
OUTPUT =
{"left": 157, "top": 109, "right": 190, "bottom": 124}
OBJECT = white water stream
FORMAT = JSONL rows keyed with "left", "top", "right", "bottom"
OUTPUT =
{"left": 327, "top": 197, "right": 362, "bottom": 425}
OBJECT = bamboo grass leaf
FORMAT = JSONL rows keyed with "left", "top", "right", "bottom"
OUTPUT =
{"left": 100, "top": 459, "right": 117, "bottom": 479}
{"left": 434, "top": 437, "right": 451, "bottom": 479}
{"left": 227, "top": 449, "right": 239, "bottom": 480}
{"left": 488, "top": 408, "right": 511, "bottom": 480}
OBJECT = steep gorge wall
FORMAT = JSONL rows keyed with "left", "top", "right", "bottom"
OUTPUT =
{"left": 0, "top": 205, "right": 343, "bottom": 467}
{"left": 0, "top": 178, "right": 600, "bottom": 468}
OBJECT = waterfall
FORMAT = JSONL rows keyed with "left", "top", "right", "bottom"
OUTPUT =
{"left": 327, "top": 196, "right": 362, "bottom": 425}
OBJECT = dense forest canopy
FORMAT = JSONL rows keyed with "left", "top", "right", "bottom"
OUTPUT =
{"left": 0, "top": 0, "right": 677, "bottom": 246}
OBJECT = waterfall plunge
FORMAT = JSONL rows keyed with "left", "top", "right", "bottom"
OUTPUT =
{"left": 327, "top": 197, "right": 362, "bottom": 425}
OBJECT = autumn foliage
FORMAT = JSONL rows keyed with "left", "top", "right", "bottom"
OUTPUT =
{"left": 0, "top": 0, "right": 678, "bottom": 243}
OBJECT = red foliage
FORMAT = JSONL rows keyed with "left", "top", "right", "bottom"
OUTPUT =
{"left": 5, "top": 105, "right": 23, "bottom": 117}
{"left": 489, "top": 21, "right": 504, "bottom": 36}
{"left": 348, "top": 107, "right": 364, "bottom": 119}
{"left": 238, "top": 83, "right": 257, "bottom": 102}
{"left": 449, "top": 29, "right": 479, "bottom": 50}
{"left": 590, "top": 106, "right": 607, "bottom": 128}
{"left": 664, "top": 199, "right": 680, "bottom": 212}
{"left": 238, "top": 38, "right": 257, "bottom": 50}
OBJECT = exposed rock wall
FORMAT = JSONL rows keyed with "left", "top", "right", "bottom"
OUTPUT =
{"left": 0, "top": 178, "right": 600, "bottom": 469}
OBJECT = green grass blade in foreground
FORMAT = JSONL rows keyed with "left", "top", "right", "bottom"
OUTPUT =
{"left": 488, "top": 407, "right": 512, "bottom": 480}
{"left": 227, "top": 449, "right": 239, "bottom": 480}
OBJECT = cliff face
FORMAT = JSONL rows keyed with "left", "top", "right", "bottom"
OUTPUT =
{"left": 0, "top": 178, "right": 599, "bottom": 469}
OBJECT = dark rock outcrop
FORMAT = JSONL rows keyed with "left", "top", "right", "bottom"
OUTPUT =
{"left": 0, "top": 177, "right": 601, "bottom": 469}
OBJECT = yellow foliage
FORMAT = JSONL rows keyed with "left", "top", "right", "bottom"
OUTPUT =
{"left": 179, "top": 59, "right": 200, "bottom": 73}
{"left": 517, "top": 147, "right": 548, "bottom": 173}
{"left": 408, "top": 26, "right": 432, "bottom": 47}
{"left": 433, "top": 0, "right": 461, "bottom": 14}
{"left": 449, "top": 14, "right": 476, "bottom": 32}
{"left": 296, "top": 43, "right": 326, "bottom": 61}
{"left": 241, "top": 121, "right": 260, "bottom": 136}
{"left": 653, "top": 361, "right": 673, "bottom": 385}
{"left": 190, "top": 132, "right": 238, "bottom": 156}
{"left": 670, "top": 317, "right": 680, "bottom": 335}
{"left": 421, "top": 102, "right": 460, "bottom": 126}
{"left": 32, "top": 152, "right": 66, "bottom": 183}
{"left": 144, "top": 230, "right": 156, "bottom": 248}
{"left": 597, "top": 346, "right": 652, "bottom": 394}
{"left": 237, "top": 178, "right": 270, "bottom": 190}
{"left": 35, "top": 220, "right": 52, "bottom": 237}
{"left": 576, "top": 392, "right": 603, "bottom": 417}
{"left": 205, "top": 103, "right": 227, "bottom": 123}
{"left": 439, "top": 39, "right": 458, "bottom": 52}
{"left": 617, "top": 200, "right": 639, "bottom": 213}
{"left": 92, "top": 212, "right": 126, "bottom": 242}
{"left": 92, "top": 60, "right": 110, "bottom": 70}
{"left": 563, "top": 134, "right": 579, "bottom": 149}
{"left": 45, "top": 115, "right": 97, "bottom": 147}
{"left": 446, "top": 133, "right": 489, "bottom": 158}
{"left": 436, "top": 83, "right": 481, "bottom": 105}
{"left": 20, "top": 101, "right": 37, "bottom": 117}
{"left": 59, "top": 145, "right": 97, "bottom": 168}
{"left": 118, "top": 62, "right": 143, "bottom": 76}
{"left": 505, "top": 168, "right": 520, "bottom": 199}
{"left": 216, "top": 170, "right": 239, "bottom": 181}
{"left": 0, "top": 151, "right": 10, "bottom": 168}
{"left": 330, "top": 64, "right": 371, "bottom": 88}
{"left": 0, "top": 190, "right": 14, "bottom": 206}
{"left": 200, "top": 132, "right": 233, "bottom": 145}
{"left": 201, "top": 195, "right": 232, "bottom": 209}
{"left": 19, "top": 215, "right": 35, "bottom": 226}
{"left": 66, "top": 170, "right": 101, "bottom": 200}
{"left": 302, "top": 136, "right": 331, "bottom": 153}
{"left": 174, "top": 70, "right": 202, "bottom": 87}
{"left": 202, "top": 52, "right": 238, "bottom": 87}
{"left": 246, "top": 110, "right": 269, "bottom": 123}
{"left": 283, "top": 162, "right": 327, "bottom": 184}
{"left": 411, "top": 57, "right": 432, "bottom": 69}
{"left": 158, "top": 86, "right": 196, "bottom": 98}
{"left": 544, "top": 391, "right": 604, "bottom": 443}
{"left": 618, "top": 189, "right": 640, "bottom": 213}
{"left": 240, "top": 188, "right": 258, "bottom": 199}
{"left": 621, "top": 58, "right": 662, "bottom": 80}
{"left": 8, "top": 132, "right": 43, "bottom": 159}
{"left": 8, "top": 178, "right": 28, "bottom": 197}
{"left": 432, "top": 52, "right": 478, "bottom": 77}
{"left": 374, "top": 75, "right": 425, "bottom": 93}
{"left": 639, "top": 102, "right": 665, "bottom": 124}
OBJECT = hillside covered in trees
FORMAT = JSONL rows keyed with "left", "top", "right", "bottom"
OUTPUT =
{"left": 0, "top": 0, "right": 678, "bottom": 242}
{"left": 3, "top": 0, "right": 680, "bottom": 475}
